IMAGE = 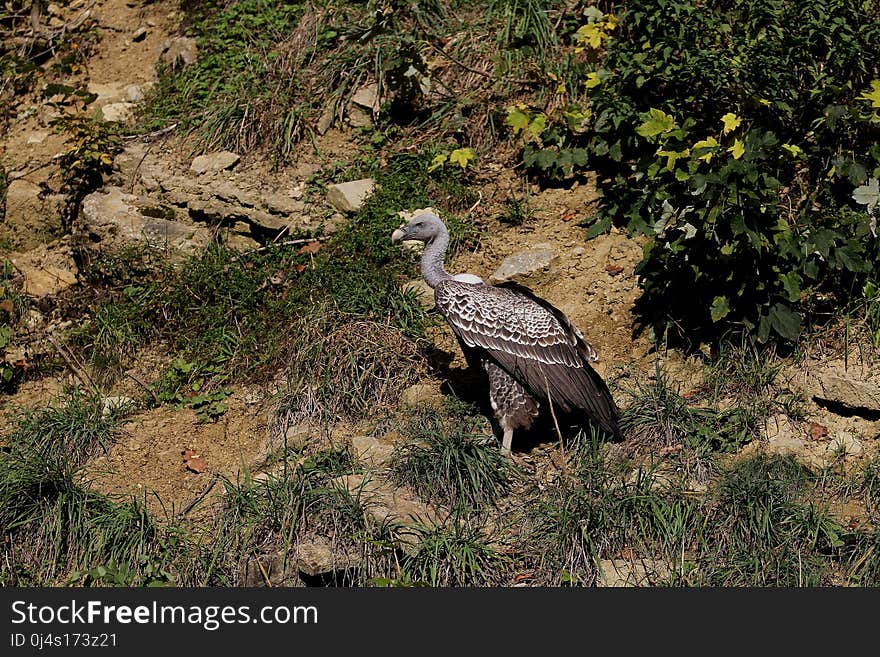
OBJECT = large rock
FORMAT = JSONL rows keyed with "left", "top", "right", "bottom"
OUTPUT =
{"left": 490, "top": 244, "right": 557, "bottom": 283}
{"left": 327, "top": 179, "right": 375, "bottom": 213}
{"left": 350, "top": 434, "right": 395, "bottom": 467}
{"left": 2, "top": 179, "right": 65, "bottom": 250}
{"left": 190, "top": 151, "right": 240, "bottom": 175}
{"left": 400, "top": 383, "right": 444, "bottom": 410}
{"left": 333, "top": 473, "right": 445, "bottom": 535}
{"left": 9, "top": 240, "right": 79, "bottom": 297}
{"left": 78, "top": 186, "right": 211, "bottom": 261}
{"left": 808, "top": 368, "right": 880, "bottom": 413}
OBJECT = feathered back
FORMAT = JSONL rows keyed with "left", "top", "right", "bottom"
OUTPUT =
{"left": 434, "top": 279, "right": 619, "bottom": 437}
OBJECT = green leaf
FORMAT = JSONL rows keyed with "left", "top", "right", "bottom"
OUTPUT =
{"left": 768, "top": 303, "right": 802, "bottom": 340}
{"left": 448, "top": 147, "right": 475, "bottom": 169}
{"left": 710, "top": 295, "right": 730, "bottom": 322}
{"left": 585, "top": 216, "right": 611, "bottom": 240}
{"left": 780, "top": 271, "right": 802, "bottom": 302}
{"left": 635, "top": 108, "right": 677, "bottom": 138}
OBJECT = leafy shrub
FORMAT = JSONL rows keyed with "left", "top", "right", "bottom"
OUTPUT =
{"left": 512, "top": 1, "right": 880, "bottom": 344}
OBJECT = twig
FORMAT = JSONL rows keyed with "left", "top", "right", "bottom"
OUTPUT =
{"left": 466, "top": 190, "right": 483, "bottom": 215}
{"left": 254, "top": 553, "right": 274, "bottom": 587}
{"left": 125, "top": 371, "right": 161, "bottom": 406}
{"left": 121, "top": 122, "right": 179, "bottom": 141}
{"left": 179, "top": 475, "right": 219, "bottom": 516}
{"left": 424, "top": 40, "right": 533, "bottom": 86}
{"left": 230, "top": 237, "right": 329, "bottom": 260}
{"left": 46, "top": 334, "right": 101, "bottom": 396}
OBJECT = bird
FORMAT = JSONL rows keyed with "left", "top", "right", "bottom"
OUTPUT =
{"left": 391, "top": 211, "right": 619, "bottom": 454}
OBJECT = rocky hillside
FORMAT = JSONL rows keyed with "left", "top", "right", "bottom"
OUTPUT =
{"left": 2, "top": 0, "right": 879, "bottom": 587}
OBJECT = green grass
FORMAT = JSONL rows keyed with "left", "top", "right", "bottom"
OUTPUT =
{"left": 389, "top": 402, "right": 517, "bottom": 510}
{"left": 0, "top": 389, "right": 183, "bottom": 586}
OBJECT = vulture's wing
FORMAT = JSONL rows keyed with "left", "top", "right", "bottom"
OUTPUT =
{"left": 434, "top": 279, "right": 619, "bottom": 436}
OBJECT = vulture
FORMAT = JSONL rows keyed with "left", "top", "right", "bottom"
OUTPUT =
{"left": 392, "top": 211, "right": 619, "bottom": 454}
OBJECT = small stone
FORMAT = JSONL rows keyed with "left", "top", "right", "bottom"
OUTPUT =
{"left": 132, "top": 27, "right": 147, "bottom": 42}
{"left": 400, "top": 383, "right": 444, "bottom": 410}
{"left": 490, "top": 244, "right": 557, "bottom": 283}
{"left": 123, "top": 84, "right": 145, "bottom": 103}
{"left": 351, "top": 83, "right": 379, "bottom": 111}
{"left": 830, "top": 431, "right": 864, "bottom": 458}
{"left": 100, "top": 102, "right": 135, "bottom": 122}
{"left": 572, "top": 246, "right": 585, "bottom": 257}
{"left": 264, "top": 193, "right": 304, "bottom": 215}
{"left": 316, "top": 105, "right": 334, "bottom": 135}
{"left": 101, "top": 396, "right": 136, "bottom": 416}
{"left": 347, "top": 106, "right": 373, "bottom": 128}
{"left": 190, "top": 151, "right": 240, "bottom": 174}
{"left": 326, "top": 178, "right": 375, "bottom": 213}
{"left": 26, "top": 131, "right": 48, "bottom": 144}
{"left": 47, "top": 3, "right": 62, "bottom": 15}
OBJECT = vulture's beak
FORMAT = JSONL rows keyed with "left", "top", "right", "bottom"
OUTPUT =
{"left": 391, "top": 228, "right": 406, "bottom": 244}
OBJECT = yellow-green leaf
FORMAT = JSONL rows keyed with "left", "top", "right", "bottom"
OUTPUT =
{"left": 527, "top": 113, "right": 547, "bottom": 139}
{"left": 710, "top": 296, "right": 730, "bottom": 322}
{"left": 657, "top": 148, "right": 690, "bottom": 172}
{"left": 636, "top": 108, "right": 677, "bottom": 138}
{"left": 584, "top": 72, "right": 602, "bottom": 89}
{"left": 427, "top": 153, "right": 447, "bottom": 172}
{"left": 720, "top": 112, "right": 741, "bottom": 135}
{"left": 505, "top": 106, "right": 530, "bottom": 135}
{"left": 859, "top": 80, "right": 880, "bottom": 109}
{"left": 781, "top": 143, "right": 803, "bottom": 158}
{"left": 692, "top": 136, "right": 719, "bottom": 162}
{"left": 728, "top": 138, "right": 745, "bottom": 160}
{"left": 448, "top": 147, "right": 475, "bottom": 169}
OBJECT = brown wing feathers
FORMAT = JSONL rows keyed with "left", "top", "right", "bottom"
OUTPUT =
{"left": 435, "top": 280, "right": 620, "bottom": 437}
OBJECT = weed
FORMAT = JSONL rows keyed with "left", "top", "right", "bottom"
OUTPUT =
{"left": 399, "top": 519, "right": 507, "bottom": 586}
{"left": 389, "top": 402, "right": 516, "bottom": 509}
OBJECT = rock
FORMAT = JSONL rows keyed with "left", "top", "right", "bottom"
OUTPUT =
{"left": 326, "top": 179, "right": 375, "bottom": 213}
{"left": 224, "top": 233, "right": 260, "bottom": 253}
{"left": 490, "top": 244, "right": 557, "bottom": 283}
{"left": 350, "top": 435, "right": 395, "bottom": 467}
{"left": 100, "top": 102, "right": 135, "bottom": 122}
{"left": 264, "top": 193, "right": 304, "bottom": 215}
{"left": 132, "top": 27, "right": 147, "bottom": 42}
{"left": 123, "top": 84, "right": 145, "bottom": 103}
{"left": 101, "top": 396, "right": 136, "bottom": 416}
{"left": 401, "top": 279, "right": 435, "bottom": 309}
{"left": 347, "top": 106, "right": 373, "bottom": 128}
{"left": 295, "top": 537, "right": 359, "bottom": 578}
{"left": 597, "top": 559, "right": 671, "bottom": 587}
{"left": 87, "top": 82, "right": 125, "bottom": 105}
{"left": 333, "top": 473, "right": 445, "bottom": 534}
{"left": 9, "top": 240, "right": 79, "bottom": 297}
{"left": 26, "top": 131, "right": 48, "bottom": 144}
{"left": 400, "top": 383, "right": 444, "bottom": 410}
{"left": 160, "top": 36, "right": 198, "bottom": 68}
{"left": 190, "top": 151, "right": 240, "bottom": 174}
{"left": 2, "top": 179, "right": 65, "bottom": 250}
{"left": 46, "top": 2, "right": 62, "bottom": 15}
{"left": 78, "top": 186, "right": 211, "bottom": 262}
{"left": 351, "top": 83, "right": 379, "bottom": 111}
{"left": 246, "top": 210, "right": 290, "bottom": 232}
{"left": 316, "top": 105, "right": 334, "bottom": 135}
{"left": 808, "top": 369, "right": 880, "bottom": 413}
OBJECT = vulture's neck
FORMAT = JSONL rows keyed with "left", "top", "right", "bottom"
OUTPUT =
{"left": 421, "top": 228, "right": 453, "bottom": 289}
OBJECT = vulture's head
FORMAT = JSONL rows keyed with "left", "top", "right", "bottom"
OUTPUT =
{"left": 391, "top": 212, "right": 444, "bottom": 245}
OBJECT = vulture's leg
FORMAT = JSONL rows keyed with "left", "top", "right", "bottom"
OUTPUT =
{"left": 484, "top": 360, "right": 539, "bottom": 455}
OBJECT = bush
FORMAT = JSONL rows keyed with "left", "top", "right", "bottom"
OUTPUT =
{"left": 520, "top": 0, "right": 880, "bottom": 344}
